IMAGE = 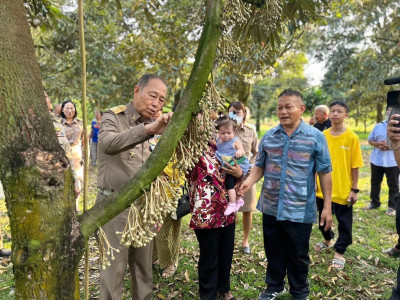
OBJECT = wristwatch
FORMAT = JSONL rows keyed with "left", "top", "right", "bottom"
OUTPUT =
{"left": 351, "top": 188, "right": 359, "bottom": 193}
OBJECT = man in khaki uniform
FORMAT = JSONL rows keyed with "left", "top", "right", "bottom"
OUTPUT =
{"left": 97, "top": 74, "right": 172, "bottom": 300}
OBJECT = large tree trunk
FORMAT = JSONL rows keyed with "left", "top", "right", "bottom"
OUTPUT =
{"left": 0, "top": 0, "right": 223, "bottom": 298}
{"left": 0, "top": 1, "right": 84, "bottom": 299}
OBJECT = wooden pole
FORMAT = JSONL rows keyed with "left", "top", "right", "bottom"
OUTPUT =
{"left": 77, "top": 0, "right": 89, "bottom": 299}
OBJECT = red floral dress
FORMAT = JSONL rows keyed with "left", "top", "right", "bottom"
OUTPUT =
{"left": 188, "top": 145, "right": 236, "bottom": 229}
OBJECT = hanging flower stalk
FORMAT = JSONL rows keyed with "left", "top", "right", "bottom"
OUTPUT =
{"left": 174, "top": 82, "right": 225, "bottom": 173}
{"left": 98, "top": 227, "right": 120, "bottom": 270}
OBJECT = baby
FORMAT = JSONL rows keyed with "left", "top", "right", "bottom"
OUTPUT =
{"left": 215, "top": 115, "right": 249, "bottom": 216}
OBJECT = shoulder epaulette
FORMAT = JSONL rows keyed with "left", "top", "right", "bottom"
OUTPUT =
{"left": 244, "top": 123, "right": 256, "bottom": 130}
{"left": 109, "top": 105, "right": 127, "bottom": 114}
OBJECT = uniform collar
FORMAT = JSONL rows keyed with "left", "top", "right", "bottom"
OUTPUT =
{"left": 235, "top": 123, "right": 245, "bottom": 132}
{"left": 62, "top": 118, "right": 78, "bottom": 125}
{"left": 127, "top": 102, "right": 145, "bottom": 124}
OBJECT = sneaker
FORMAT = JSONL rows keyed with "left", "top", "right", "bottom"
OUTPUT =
{"left": 386, "top": 208, "right": 396, "bottom": 216}
{"left": 259, "top": 288, "right": 285, "bottom": 300}
{"left": 294, "top": 297, "right": 309, "bottom": 300}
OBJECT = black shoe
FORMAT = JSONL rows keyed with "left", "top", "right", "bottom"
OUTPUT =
{"left": 0, "top": 248, "right": 11, "bottom": 257}
{"left": 364, "top": 203, "right": 380, "bottom": 210}
{"left": 259, "top": 288, "right": 285, "bottom": 300}
{"left": 242, "top": 246, "right": 251, "bottom": 255}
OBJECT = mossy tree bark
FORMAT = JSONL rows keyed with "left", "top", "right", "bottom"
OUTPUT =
{"left": 0, "top": 0, "right": 84, "bottom": 299}
{"left": 0, "top": 0, "right": 223, "bottom": 298}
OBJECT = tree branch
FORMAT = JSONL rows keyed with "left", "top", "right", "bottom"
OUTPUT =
{"left": 78, "top": 0, "right": 223, "bottom": 238}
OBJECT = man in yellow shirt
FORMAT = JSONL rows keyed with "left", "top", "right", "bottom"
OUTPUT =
{"left": 315, "top": 100, "right": 364, "bottom": 270}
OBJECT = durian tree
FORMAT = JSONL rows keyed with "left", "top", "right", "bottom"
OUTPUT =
{"left": 0, "top": 0, "right": 327, "bottom": 298}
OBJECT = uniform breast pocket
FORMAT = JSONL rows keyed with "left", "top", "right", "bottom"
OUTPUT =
{"left": 241, "top": 136, "right": 253, "bottom": 157}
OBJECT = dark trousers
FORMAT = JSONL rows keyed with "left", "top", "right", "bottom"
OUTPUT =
{"left": 391, "top": 194, "right": 400, "bottom": 299}
{"left": 370, "top": 163, "right": 399, "bottom": 209}
{"left": 194, "top": 223, "right": 235, "bottom": 300}
{"left": 262, "top": 214, "right": 312, "bottom": 299}
{"left": 316, "top": 197, "right": 353, "bottom": 254}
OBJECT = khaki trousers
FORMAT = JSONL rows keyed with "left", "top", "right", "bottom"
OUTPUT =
{"left": 97, "top": 193, "right": 154, "bottom": 300}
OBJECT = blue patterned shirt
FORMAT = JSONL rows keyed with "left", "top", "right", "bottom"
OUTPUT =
{"left": 256, "top": 120, "right": 332, "bottom": 223}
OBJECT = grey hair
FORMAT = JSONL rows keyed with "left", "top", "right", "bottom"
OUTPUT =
{"left": 314, "top": 105, "right": 329, "bottom": 114}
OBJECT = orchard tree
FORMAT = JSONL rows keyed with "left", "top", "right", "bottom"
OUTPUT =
{"left": 0, "top": 0, "right": 328, "bottom": 298}
{"left": 303, "top": 0, "right": 400, "bottom": 122}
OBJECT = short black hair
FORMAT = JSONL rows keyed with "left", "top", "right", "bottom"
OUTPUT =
{"left": 216, "top": 114, "right": 235, "bottom": 131}
{"left": 278, "top": 89, "right": 304, "bottom": 102}
{"left": 60, "top": 100, "right": 78, "bottom": 119}
{"left": 137, "top": 74, "right": 167, "bottom": 89}
{"left": 330, "top": 100, "right": 349, "bottom": 112}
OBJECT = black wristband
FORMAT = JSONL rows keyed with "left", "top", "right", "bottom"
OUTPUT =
{"left": 351, "top": 188, "right": 359, "bottom": 193}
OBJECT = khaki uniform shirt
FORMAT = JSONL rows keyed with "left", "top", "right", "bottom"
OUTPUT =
{"left": 53, "top": 119, "right": 72, "bottom": 157}
{"left": 235, "top": 123, "right": 258, "bottom": 165}
{"left": 97, "top": 102, "right": 153, "bottom": 192}
{"left": 62, "top": 118, "right": 83, "bottom": 146}
{"left": 53, "top": 118, "right": 79, "bottom": 188}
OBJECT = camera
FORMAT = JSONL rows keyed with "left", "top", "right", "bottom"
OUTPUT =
{"left": 385, "top": 77, "right": 400, "bottom": 128}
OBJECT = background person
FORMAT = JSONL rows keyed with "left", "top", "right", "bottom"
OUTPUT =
{"left": 152, "top": 147, "right": 186, "bottom": 279}
{"left": 314, "top": 101, "right": 363, "bottom": 270}
{"left": 227, "top": 101, "right": 258, "bottom": 255}
{"left": 96, "top": 74, "right": 172, "bottom": 300}
{"left": 238, "top": 89, "right": 332, "bottom": 300}
{"left": 89, "top": 110, "right": 102, "bottom": 167}
{"left": 313, "top": 104, "right": 331, "bottom": 132}
{"left": 61, "top": 100, "right": 84, "bottom": 209}
{"left": 365, "top": 107, "right": 399, "bottom": 216}
{"left": 45, "top": 92, "right": 80, "bottom": 199}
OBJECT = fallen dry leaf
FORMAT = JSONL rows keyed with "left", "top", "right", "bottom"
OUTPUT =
{"left": 184, "top": 270, "right": 190, "bottom": 282}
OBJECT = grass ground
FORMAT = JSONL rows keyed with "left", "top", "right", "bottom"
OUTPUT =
{"left": 0, "top": 119, "right": 398, "bottom": 299}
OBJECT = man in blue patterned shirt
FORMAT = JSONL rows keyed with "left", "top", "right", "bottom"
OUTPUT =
{"left": 238, "top": 89, "right": 333, "bottom": 300}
